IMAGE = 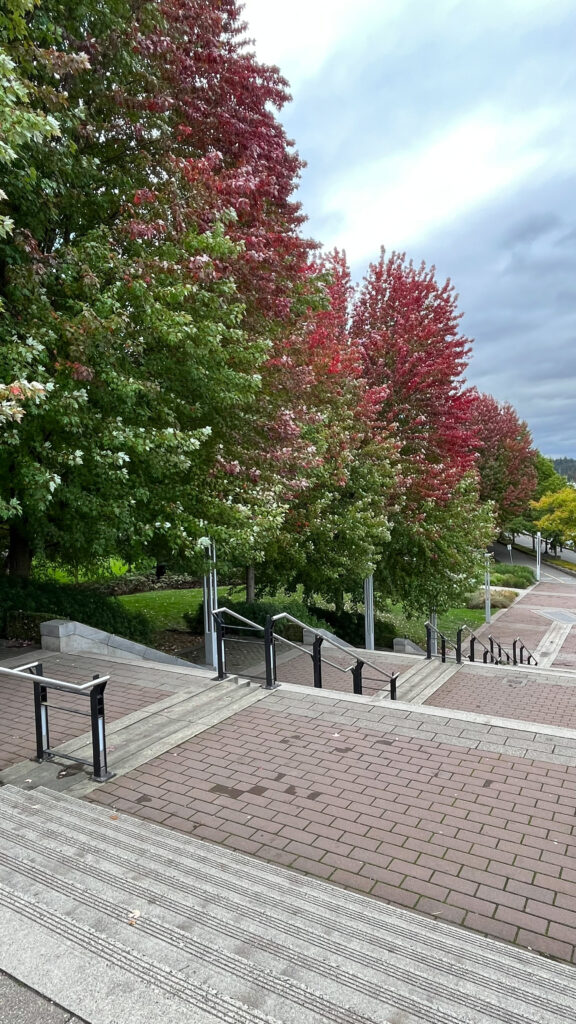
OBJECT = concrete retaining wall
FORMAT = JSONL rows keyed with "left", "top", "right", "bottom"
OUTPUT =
{"left": 40, "top": 619, "right": 196, "bottom": 668}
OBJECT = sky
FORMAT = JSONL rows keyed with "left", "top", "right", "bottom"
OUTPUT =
{"left": 242, "top": 0, "right": 576, "bottom": 457}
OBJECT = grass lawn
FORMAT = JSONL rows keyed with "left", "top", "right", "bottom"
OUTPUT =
{"left": 118, "top": 586, "right": 242, "bottom": 631}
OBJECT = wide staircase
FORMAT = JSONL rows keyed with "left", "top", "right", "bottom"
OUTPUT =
{"left": 1, "top": 785, "right": 575, "bottom": 1024}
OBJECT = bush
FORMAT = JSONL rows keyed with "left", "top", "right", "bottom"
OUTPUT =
{"left": 466, "top": 588, "right": 517, "bottom": 610}
{"left": 491, "top": 564, "right": 535, "bottom": 588}
{"left": 184, "top": 597, "right": 330, "bottom": 639}
{"left": 0, "top": 578, "right": 153, "bottom": 643}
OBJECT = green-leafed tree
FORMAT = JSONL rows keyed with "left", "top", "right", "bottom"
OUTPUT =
{"left": 0, "top": 0, "right": 312, "bottom": 576}
{"left": 374, "top": 474, "right": 495, "bottom": 616}
{"left": 507, "top": 452, "right": 566, "bottom": 542}
{"left": 532, "top": 487, "right": 576, "bottom": 547}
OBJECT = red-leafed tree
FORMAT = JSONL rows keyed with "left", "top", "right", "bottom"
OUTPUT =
{"left": 469, "top": 392, "right": 538, "bottom": 529}
{"left": 352, "top": 249, "right": 478, "bottom": 506}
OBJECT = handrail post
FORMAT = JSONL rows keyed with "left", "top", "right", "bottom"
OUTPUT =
{"left": 456, "top": 628, "right": 462, "bottom": 664}
{"left": 512, "top": 639, "right": 518, "bottom": 665}
{"left": 33, "top": 664, "right": 49, "bottom": 762}
{"left": 214, "top": 612, "right": 226, "bottom": 680}
{"left": 489, "top": 636, "right": 495, "bottom": 661}
{"left": 352, "top": 660, "right": 364, "bottom": 695}
{"left": 264, "top": 614, "right": 276, "bottom": 689}
{"left": 312, "top": 635, "right": 323, "bottom": 688}
{"left": 441, "top": 636, "right": 446, "bottom": 663}
{"left": 390, "top": 673, "right": 398, "bottom": 701}
{"left": 90, "top": 678, "right": 113, "bottom": 782}
{"left": 469, "top": 635, "right": 475, "bottom": 662}
{"left": 426, "top": 623, "right": 432, "bottom": 660}
{"left": 483, "top": 649, "right": 489, "bottom": 664}
{"left": 520, "top": 644, "right": 524, "bottom": 665}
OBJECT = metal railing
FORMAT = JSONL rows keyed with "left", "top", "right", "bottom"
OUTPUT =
{"left": 459, "top": 626, "right": 538, "bottom": 667}
{"left": 213, "top": 608, "right": 399, "bottom": 699}
{"left": 512, "top": 638, "right": 538, "bottom": 666}
{"left": 460, "top": 624, "right": 496, "bottom": 664}
{"left": 0, "top": 660, "right": 114, "bottom": 782}
{"left": 425, "top": 622, "right": 462, "bottom": 663}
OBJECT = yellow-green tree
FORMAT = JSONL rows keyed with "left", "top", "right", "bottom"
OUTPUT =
{"left": 532, "top": 488, "right": 576, "bottom": 545}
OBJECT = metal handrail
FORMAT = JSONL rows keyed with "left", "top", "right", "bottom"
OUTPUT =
{"left": 459, "top": 625, "right": 496, "bottom": 664}
{"left": 488, "top": 635, "right": 513, "bottom": 665}
{"left": 272, "top": 612, "right": 399, "bottom": 697}
{"left": 212, "top": 607, "right": 398, "bottom": 699}
{"left": 272, "top": 612, "right": 397, "bottom": 681}
{"left": 512, "top": 637, "right": 538, "bottom": 666}
{"left": 0, "top": 661, "right": 110, "bottom": 692}
{"left": 425, "top": 621, "right": 462, "bottom": 663}
{"left": 0, "top": 661, "right": 113, "bottom": 782}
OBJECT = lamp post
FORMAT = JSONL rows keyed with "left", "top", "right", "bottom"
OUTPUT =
{"left": 484, "top": 552, "right": 491, "bottom": 625}
{"left": 364, "top": 575, "right": 375, "bottom": 650}
{"left": 536, "top": 531, "right": 541, "bottom": 582}
{"left": 201, "top": 538, "right": 218, "bottom": 667}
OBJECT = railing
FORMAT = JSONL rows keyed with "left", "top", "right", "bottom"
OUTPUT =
{"left": 425, "top": 622, "right": 462, "bottom": 663}
{"left": 512, "top": 638, "right": 538, "bottom": 666}
{"left": 213, "top": 608, "right": 399, "bottom": 699}
{"left": 0, "top": 661, "right": 114, "bottom": 782}
{"left": 488, "top": 635, "right": 513, "bottom": 665}
{"left": 460, "top": 626, "right": 538, "bottom": 667}
{"left": 460, "top": 624, "right": 496, "bottom": 664}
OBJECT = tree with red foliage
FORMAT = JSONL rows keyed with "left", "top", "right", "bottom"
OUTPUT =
{"left": 469, "top": 392, "right": 538, "bottom": 529}
{"left": 352, "top": 249, "right": 478, "bottom": 507}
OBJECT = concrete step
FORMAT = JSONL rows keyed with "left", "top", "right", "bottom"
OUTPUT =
{"left": 397, "top": 659, "right": 460, "bottom": 703}
{"left": 534, "top": 621, "right": 572, "bottom": 669}
{"left": 0, "top": 678, "right": 268, "bottom": 796}
{"left": 1, "top": 786, "right": 575, "bottom": 1024}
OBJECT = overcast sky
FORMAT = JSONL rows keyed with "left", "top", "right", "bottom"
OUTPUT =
{"left": 242, "top": 0, "right": 576, "bottom": 457}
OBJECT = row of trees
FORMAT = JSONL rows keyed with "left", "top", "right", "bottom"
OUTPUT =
{"left": 0, "top": 0, "right": 547, "bottom": 614}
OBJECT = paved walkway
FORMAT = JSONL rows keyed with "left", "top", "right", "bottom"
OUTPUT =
{"left": 87, "top": 685, "right": 576, "bottom": 964}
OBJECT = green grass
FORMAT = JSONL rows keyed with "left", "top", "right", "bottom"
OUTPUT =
{"left": 380, "top": 602, "right": 486, "bottom": 647}
{"left": 118, "top": 586, "right": 242, "bottom": 631}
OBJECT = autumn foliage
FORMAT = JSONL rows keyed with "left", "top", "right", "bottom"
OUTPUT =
{"left": 0, "top": 0, "right": 533, "bottom": 607}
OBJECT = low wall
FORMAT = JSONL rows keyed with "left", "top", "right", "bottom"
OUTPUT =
{"left": 40, "top": 619, "right": 196, "bottom": 668}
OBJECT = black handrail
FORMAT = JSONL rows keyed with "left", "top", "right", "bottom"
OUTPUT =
{"left": 488, "top": 635, "right": 513, "bottom": 665}
{"left": 0, "top": 660, "right": 114, "bottom": 782}
{"left": 212, "top": 607, "right": 399, "bottom": 699}
{"left": 272, "top": 611, "right": 399, "bottom": 699}
{"left": 512, "top": 637, "right": 538, "bottom": 666}
{"left": 425, "top": 622, "right": 462, "bottom": 664}
{"left": 460, "top": 624, "right": 495, "bottom": 664}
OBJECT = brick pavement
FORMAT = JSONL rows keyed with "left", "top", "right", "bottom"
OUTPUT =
{"left": 426, "top": 668, "right": 576, "bottom": 729}
{"left": 0, "top": 653, "right": 174, "bottom": 771}
{"left": 87, "top": 689, "right": 576, "bottom": 964}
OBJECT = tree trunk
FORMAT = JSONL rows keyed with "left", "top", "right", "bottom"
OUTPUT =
{"left": 8, "top": 524, "right": 33, "bottom": 578}
{"left": 246, "top": 565, "right": 255, "bottom": 603}
{"left": 334, "top": 588, "right": 345, "bottom": 614}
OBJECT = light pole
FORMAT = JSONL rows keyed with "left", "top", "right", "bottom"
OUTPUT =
{"left": 484, "top": 552, "right": 491, "bottom": 625}
{"left": 364, "top": 575, "right": 375, "bottom": 650}
{"left": 536, "top": 531, "right": 541, "bottom": 582}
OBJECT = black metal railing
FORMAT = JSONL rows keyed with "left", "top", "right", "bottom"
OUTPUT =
{"left": 512, "top": 637, "right": 538, "bottom": 666}
{"left": 0, "top": 660, "right": 114, "bottom": 782}
{"left": 459, "top": 627, "right": 538, "bottom": 667}
{"left": 460, "top": 624, "right": 496, "bottom": 664}
{"left": 213, "top": 608, "right": 399, "bottom": 699}
{"left": 425, "top": 622, "right": 462, "bottom": 663}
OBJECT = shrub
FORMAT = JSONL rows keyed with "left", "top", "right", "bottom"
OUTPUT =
{"left": 491, "top": 564, "right": 534, "bottom": 588}
{"left": 0, "top": 578, "right": 152, "bottom": 643}
{"left": 466, "top": 588, "right": 517, "bottom": 610}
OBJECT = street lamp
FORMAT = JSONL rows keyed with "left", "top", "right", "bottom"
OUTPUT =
{"left": 536, "top": 531, "right": 541, "bottom": 582}
{"left": 484, "top": 552, "right": 492, "bottom": 624}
